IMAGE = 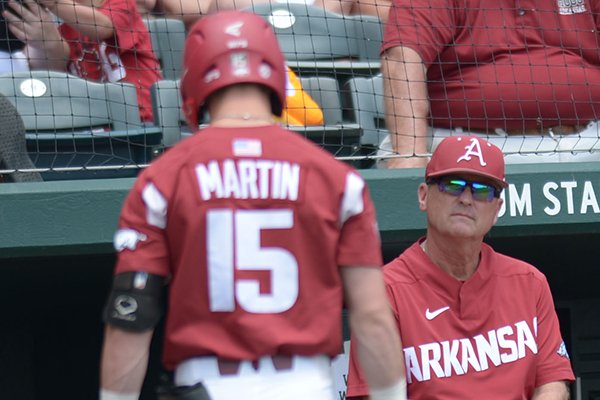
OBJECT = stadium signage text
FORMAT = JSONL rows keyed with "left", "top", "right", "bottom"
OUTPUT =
{"left": 498, "top": 179, "right": 600, "bottom": 218}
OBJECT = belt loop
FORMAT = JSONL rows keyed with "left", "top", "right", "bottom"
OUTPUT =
{"left": 271, "top": 355, "right": 293, "bottom": 371}
{"left": 217, "top": 360, "right": 242, "bottom": 375}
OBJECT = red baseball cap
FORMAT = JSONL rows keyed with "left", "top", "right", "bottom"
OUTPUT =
{"left": 425, "top": 136, "right": 508, "bottom": 188}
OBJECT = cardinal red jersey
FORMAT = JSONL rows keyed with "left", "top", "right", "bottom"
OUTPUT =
{"left": 346, "top": 240, "right": 574, "bottom": 399}
{"left": 383, "top": 0, "right": 600, "bottom": 130}
{"left": 113, "top": 125, "right": 382, "bottom": 370}
{"left": 59, "top": 0, "right": 162, "bottom": 122}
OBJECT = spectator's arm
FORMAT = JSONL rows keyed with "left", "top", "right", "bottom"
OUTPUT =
{"left": 381, "top": 45, "right": 429, "bottom": 169}
{"left": 207, "top": 0, "right": 261, "bottom": 13}
{"left": 43, "top": 0, "right": 115, "bottom": 40}
{"left": 160, "top": 0, "right": 211, "bottom": 31}
{"left": 341, "top": 266, "right": 406, "bottom": 395}
{"left": 100, "top": 325, "right": 153, "bottom": 397}
{"left": 531, "top": 381, "right": 570, "bottom": 400}
{"left": 135, "top": 0, "right": 157, "bottom": 16}
{"left": 321, "top": 0, "right": 354, "bottom": 15}
{"left": 335, "top": 0, "right": 391, "bottom": 22}
{"left": 4, "top": 1, "right": 69, "bottom": 70}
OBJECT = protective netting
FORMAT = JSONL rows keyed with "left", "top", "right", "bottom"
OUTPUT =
{"left": 1, "top": 0, "right": 599, "bottom": 180}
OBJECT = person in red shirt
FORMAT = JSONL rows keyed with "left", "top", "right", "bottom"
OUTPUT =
{"left": 380, "top": 0, "right": 600, "bottom": 168}
{"left": 99, "top": 11, "right": 407, "bottom": 400}
{"left": 135, "top": 0, "right": 210, "bottom": 31}
{"left": 346, "top": 136, "right": 575, "bottom": 399}
{"left": 208, "top": 0, "right": 391, "bottom": 23}
{"left": 4, "top": 0, "right": 162, "bottom": 122}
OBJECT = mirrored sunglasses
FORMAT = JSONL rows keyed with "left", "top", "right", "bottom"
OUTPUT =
{"left": 427, "top": 177, "right": 502, "bottom": 202}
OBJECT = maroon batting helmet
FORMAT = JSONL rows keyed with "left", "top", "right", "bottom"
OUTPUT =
{"left": 180, "top": 11, "right": 287, "bottom": 128}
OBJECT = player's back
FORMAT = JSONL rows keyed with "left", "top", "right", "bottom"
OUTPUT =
{"left": 138, "top": 125, "right": 379, "bottom": 368}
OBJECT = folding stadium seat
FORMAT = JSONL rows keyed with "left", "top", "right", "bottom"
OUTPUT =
{"left": 349, "top": 13, "right": 384, "bottom": 62}
{"left": 295, "top": 76, "right": 366, "bottom": 163}
{"left": 144, "top": 18, "right": 186, "bottom": 81}
{"left": 0, "top": 94, "right": 42, "bottom": 182}
{"left": 150, "top": 76, "right": 372, "bottom": 167}
{"left": 298, "top": 76, "right": 344, "bottom": 125}
{"left": 0, "top": 71, "right": 162, "bottom": 180}
{"left": 150, "top": 78, "right": 188, "bottom": 147}
{"left": 342, "top": 74, "right": 387, "bottom": 148}
{"left": 244, "top": 3, "right": 382, "bottom": 84}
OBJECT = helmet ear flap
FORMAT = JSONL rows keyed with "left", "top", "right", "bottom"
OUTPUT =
{"left": 183, "top": 97, "right": 200, "bottom": 131}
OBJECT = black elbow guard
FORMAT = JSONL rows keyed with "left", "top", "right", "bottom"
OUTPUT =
{"left": 103, "top": 271, "right": 166, "bottom": 332}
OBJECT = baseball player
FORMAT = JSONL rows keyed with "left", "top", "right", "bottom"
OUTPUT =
{"left": 99, "top": 10, "right": 406, "bottom": 400}
{"left": 346, "top": 136, "right": 575, "bottom": 399}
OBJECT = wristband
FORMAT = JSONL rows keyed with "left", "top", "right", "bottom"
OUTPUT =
{"left": 370, "top": 378, "right": 407, "bottom": 400}
{"left": 99, "top": 389, "right": 140, "bottom": 400}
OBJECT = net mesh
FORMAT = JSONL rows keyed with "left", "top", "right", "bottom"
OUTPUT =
{"left": 1, "top": 0, "right": 598, "bottom": 180}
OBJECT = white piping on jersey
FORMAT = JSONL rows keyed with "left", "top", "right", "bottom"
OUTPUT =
{"left": 403, "top": 317, "right": 538, "bottom": 383}
{"left": 142, "top": 183, "right": 168, "bottom": 229}
{"left": 195, "top": 159, "right": 300, "bottom": 201}
{"left": 340, "top": 172, "right": 365, "bottom": 226}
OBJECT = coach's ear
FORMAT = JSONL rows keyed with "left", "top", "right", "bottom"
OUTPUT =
{"left": 493, "top": 196, "right": 504, "bottom": 225}
{"left": 417, "top": 182, "right": 428, "bottom": 212}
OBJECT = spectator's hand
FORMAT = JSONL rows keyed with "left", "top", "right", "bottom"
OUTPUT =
{"left": 3, "top": 0, "right": 61, "bottom": 46}
{"left": 34, "top": 0, "right": 59, "bottom": 10}
{"left": 384, "top": 156, "right": 428, "bottom": 169}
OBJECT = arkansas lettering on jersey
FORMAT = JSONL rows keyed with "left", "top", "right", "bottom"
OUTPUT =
{"left": 404, "top": 318, "right": 538, "bottom": 383}
{"left": 346, "top": 241, "right": 574, "bottom": 399}
{"left": 114, "top": 125, "right": 383, "bottom": 369}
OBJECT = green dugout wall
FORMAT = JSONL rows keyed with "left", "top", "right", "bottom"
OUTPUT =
{"left": 1, "top": 162, "right": 600, "bottom": 399}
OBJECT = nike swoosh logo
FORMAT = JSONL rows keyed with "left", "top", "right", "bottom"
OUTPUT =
{"left": 425, "top": 306, "right": 450, "bottom": 320}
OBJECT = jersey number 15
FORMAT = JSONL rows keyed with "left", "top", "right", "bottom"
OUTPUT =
{"left": 207, "top": 209, "right": 299, "bottom": 314}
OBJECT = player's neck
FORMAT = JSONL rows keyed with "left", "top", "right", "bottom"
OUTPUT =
{"left": 210, "top": 113, "right": 275, "bottom": 127}
{"left": 208, "top": 86, "right": 275, "bottom": 127}
{"left": 421, "top": 238, "right": 481, "bottom": 281}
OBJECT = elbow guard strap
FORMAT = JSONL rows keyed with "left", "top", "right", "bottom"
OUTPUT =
{"left": 103, "top": 271, "right": 166, "bottom": 332}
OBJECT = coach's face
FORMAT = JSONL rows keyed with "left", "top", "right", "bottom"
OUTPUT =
{"left": 418, "top": 173, "right": 503, "bottom": 240}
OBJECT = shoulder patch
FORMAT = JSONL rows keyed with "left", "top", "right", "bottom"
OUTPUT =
{"left": 557, "top": 341, "right": 570, "bottom": 359}
{"left": 114, "top": 229, "right": 148, "bottom": 252}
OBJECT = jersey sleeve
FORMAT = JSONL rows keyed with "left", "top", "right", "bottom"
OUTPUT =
{"left": 99, "top": 0, "right": 143, "bottom": 50}
{"left": 534, "top": 274, "right": 575, "bottom": 387}
{"left": 336, "top": 171, "right": 382, "bottom": 268}
{"left": 382, "top": 0, "right": 456, "bottom": 66}
{"left": 113, "top": 175, "right": 171, "bottom": 277}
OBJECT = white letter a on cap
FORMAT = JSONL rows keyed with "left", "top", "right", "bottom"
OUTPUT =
{"left": 457, "top": 138, "right": 487, "bottom": 166}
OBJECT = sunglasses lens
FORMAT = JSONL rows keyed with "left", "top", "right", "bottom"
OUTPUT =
{"left": 470, "top": 182, "right": 495, "bottom": 201}
{"left": 443, "top": 179, "right": 468, "bottom": 195}
{"left": 437, "top": 178, "right": 497, "bottom": 202}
